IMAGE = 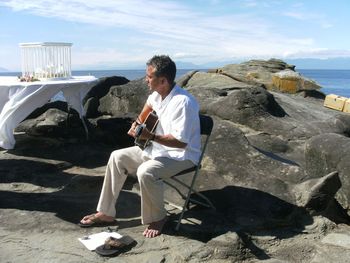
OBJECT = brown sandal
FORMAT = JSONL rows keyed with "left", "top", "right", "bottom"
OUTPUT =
{"left": 95, "top": 236, "right": 135, "bottom": 256}
{"left": 78, "top": 214, "right": 117, "bottom": 228}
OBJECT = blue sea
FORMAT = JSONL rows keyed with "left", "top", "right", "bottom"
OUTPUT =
{"left": 1, "top": 69, "right": 350, "bottom": 98}
{"left": 298, "top": 69, "right": 350, "bottom": 97}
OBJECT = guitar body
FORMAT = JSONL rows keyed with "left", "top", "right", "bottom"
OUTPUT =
{"left": 134, "top": 111, "right": 159, "bottom": 149}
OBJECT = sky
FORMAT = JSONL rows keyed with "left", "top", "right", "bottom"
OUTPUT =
{"left": 1, "top": 0, "right": 350, "bottom": 71}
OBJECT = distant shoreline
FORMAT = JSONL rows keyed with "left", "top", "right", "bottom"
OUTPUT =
{"left": 0, "top": 69, "right": 208, "bottom": 80}
{"left": 1, "top": 69, "right": 350, "bottom": 97}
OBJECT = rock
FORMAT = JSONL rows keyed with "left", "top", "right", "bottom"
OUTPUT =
{"left": 293, "top": 171, "right": 341, "bottom": 212}
{"left": 98, "top": 78, "right": 149, "bottom": 117}
{"left": 311, "top": 225, "right": 350, "bottom": 263}
{"left": 250, "top": 259, "right": 289, "bottom": 263}
{"left": 88, "top": 116, "right": 134, "bottom": 146}
{"left": 258, "top": 92, "right": 348, "bottom": 141}
{"left": 14, "top": 60, "right": 350, "bottom": 221}
{"left": 336, "top": 114, "right": 350, "bottom": 136}
{"left": 4, "top": 58, "right": 350, "bottom": 262}
{"left": 83, "top": 76, "right": 130, "bottom": 117}
{"left": 305, "top": 133, "right": 350, "bottom": 212}
{"left": 321, "top": 232, "right": 350, "bottom": 249}
{"left": 83, "top": 96, "right": 99, "bottom": 118}
{"left": 272, "top": 70, "right": 321, "bottom": 93}
{"left": 83, "top": 76, "right": 129, "bottom": 104}
{"left": 185, "top": 71, "right": 255, "bottom": 91}
{"left": 16, "top": 108, "right": 68, "bottom": 136}
{"left": 310, "top": 245, "right": 350, "bottom": 263}
{"left": 185, "top": 86, "right": 227, "bottom": 113}
{"left": 207, "top": 87, "right": 286, "bottom": 127}
{"left": 175, "top": 70, "right": 198, "bottom": 87}
{"left": 298, "top": 89, "right": 326, "bottom": 99}
{"left": 206, "top": 232, "right": 250, "bottom": 261}
{"left": 25, "top": 100, "right": 69, "bottom": 119}
{"left": 246, "top": 133, "right": 289, "bottom": 153}
{"left": 215, "top": 58, "right": 295, "bottom": 90}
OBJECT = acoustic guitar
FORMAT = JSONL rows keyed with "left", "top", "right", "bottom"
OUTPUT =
{"left": 134, "top": 111, "right": 159, "bottom": 149}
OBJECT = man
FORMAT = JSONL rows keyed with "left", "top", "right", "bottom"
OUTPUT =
{"left": 79, "top": 55, "right": 201, "bottom": 238}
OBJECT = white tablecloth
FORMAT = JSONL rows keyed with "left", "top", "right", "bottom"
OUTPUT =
{"left": 0, "top": 76, "right": 98, "bottom": 149}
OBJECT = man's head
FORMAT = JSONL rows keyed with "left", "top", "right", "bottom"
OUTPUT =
{"left": 146, "top": 55, "right": 176, "bottom": 86}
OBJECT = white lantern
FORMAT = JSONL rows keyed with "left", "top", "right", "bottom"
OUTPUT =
{"left": 19, "top": 42, "right": 72, "bottom": 80}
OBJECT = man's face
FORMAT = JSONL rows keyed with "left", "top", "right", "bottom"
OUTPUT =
{"left": 145, "top": 65, "right": 163, "bottom": 92}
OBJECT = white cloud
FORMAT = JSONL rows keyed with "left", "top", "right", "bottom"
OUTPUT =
{"left": 283, "top": 11, "right": 307, "bottom": 20}
{"left": 72, "top": 47, "right": 151, "bottom": 69}
{"left": 173, "top": 52, "right": 200, "bottom": 59}
{"left": 241, "top": 0, "right": 258, "bottom": 8}
{"left": 241, "top": 0, "right": 283, "bottom": 9}
{"left": 283, "top": 48, "right": 350, "bottom": 59}
{"left": 0, "top": 0, "right": 346, "bottom": 69}
{"left": 282, "top": 10, "right": 333, "bottom": 29}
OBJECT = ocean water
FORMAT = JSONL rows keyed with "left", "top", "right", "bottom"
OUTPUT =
{"left": 0, "top": 69, "right": 193, "bottom": 81}
{"left": 299, "top": 69, "right": 350, "bottom": 98}
{"left": 0, "top": 69, "right": 193, "bottom": 101}
{"left": 1, "top": 69, "right": 350, "bottom": 98}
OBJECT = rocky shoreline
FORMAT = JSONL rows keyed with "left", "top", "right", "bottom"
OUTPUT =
{"left": 1, "top": 59, "right": 350, "bottom": 262}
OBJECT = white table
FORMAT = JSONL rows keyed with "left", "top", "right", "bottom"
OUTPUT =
{"left": 0, "top": 76, "right": 98, "bottom": 149}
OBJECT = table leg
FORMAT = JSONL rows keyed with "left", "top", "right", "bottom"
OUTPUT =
{"left": 81, "top": 116, "right": 89, "bottom": 140}
{"left": 67, "top": 105, "right": 89, "bottom": 140}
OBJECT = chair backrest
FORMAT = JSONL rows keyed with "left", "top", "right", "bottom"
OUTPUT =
{"left": 199, "top": 114, "right": 213, "bottom": 136}
{"left": 197, "top": 114, "right": 213, "bottom": 166}
{"left": 166, "top": 114, "right": 215, "bottom": 231}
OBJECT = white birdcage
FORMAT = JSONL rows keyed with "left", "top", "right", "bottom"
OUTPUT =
{"left": 19, "top": 42, "right": 72, "bottom": 80}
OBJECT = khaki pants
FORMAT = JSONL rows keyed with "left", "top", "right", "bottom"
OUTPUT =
{"left": 97, "top": 146, "right": 194, "bottom": 224}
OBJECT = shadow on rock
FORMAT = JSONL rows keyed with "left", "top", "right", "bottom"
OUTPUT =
{"left": 0, "top": 159, "right": 74, "bottom": 188}
{"left": 89, "top": 117, "right": 135, "bottom": 147}
{"left": 165, "top": 185, "right": 313, "bottom": 243}
{"left": 0, "top": 166, "right": 141, "bottom": 225}
{"left": 6, "top": 136, "right": 114, "bottom": 169}
{"left": 0, "top": 187, "right": 141, "bottom": 226}
{"left": 253, "top": 146, "right": 300, "bottom": 166}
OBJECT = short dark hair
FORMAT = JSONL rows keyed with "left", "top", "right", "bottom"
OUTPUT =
{"left": 146, "top": 55, "right": 176, "bottom": 84}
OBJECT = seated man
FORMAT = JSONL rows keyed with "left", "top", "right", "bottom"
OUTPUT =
{"left": 79, "top": 55, "right": 201, "bottom": 238}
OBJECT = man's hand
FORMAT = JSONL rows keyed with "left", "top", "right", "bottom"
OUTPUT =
{"left": 128, "top": 119, "right": 187, "bottom": 149}
{"left": 127, "top": 121, "right": 139, "bottom": 138}
{"left": 128, "top": 121, "right": 153, "bottom": 141}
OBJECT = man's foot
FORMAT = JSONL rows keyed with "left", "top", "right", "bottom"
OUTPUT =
{"left": 79, "top": 212, "right": 116, "bottom": 228}
{"left": 143, "top": 217, "right": 168, "bottom": 238}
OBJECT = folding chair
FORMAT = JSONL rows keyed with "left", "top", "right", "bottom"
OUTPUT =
{"left": 163, "top": 114, "right": 215, "bottom": 231}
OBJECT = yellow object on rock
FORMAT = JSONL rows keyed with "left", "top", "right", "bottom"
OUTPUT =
{"left": 272, "top": 75, "right": 298, "bottom": 93}
{"left": 324, "top": 94, "right": 348, "bottom": 111}
{"left": 342, "top": 99, "right": 350, "bottom": 113}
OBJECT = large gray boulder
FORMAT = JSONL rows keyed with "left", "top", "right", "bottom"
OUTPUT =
{"left": 83, "top": 76, "right": 129, "bottom": 118}
{"left": 6, "top": 59, "right": 350, "bottom": 262}
{"left": 98, "top": 78, "right": 149, "bottom": 117}
{"left": 17, "top": 59, "right": 350, "bottom": 226}
{"left": 305, "top": 133, "right": 350, "bottom": 212}
{"left": 185, "top": 71, "right": 255, "bottom": 90}
{"left": 208, "top": 87, "right": 286, "bottom": 123}
{"left": 293, "top": 171, "right": 341, "bottom": 212}
{"left": 215, "top": 58, "right": 295, "bottom": 89}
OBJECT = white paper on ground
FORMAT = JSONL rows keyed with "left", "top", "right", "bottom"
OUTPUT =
{"left": 78, "top": 231, "right": 123, "bottom": 251}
